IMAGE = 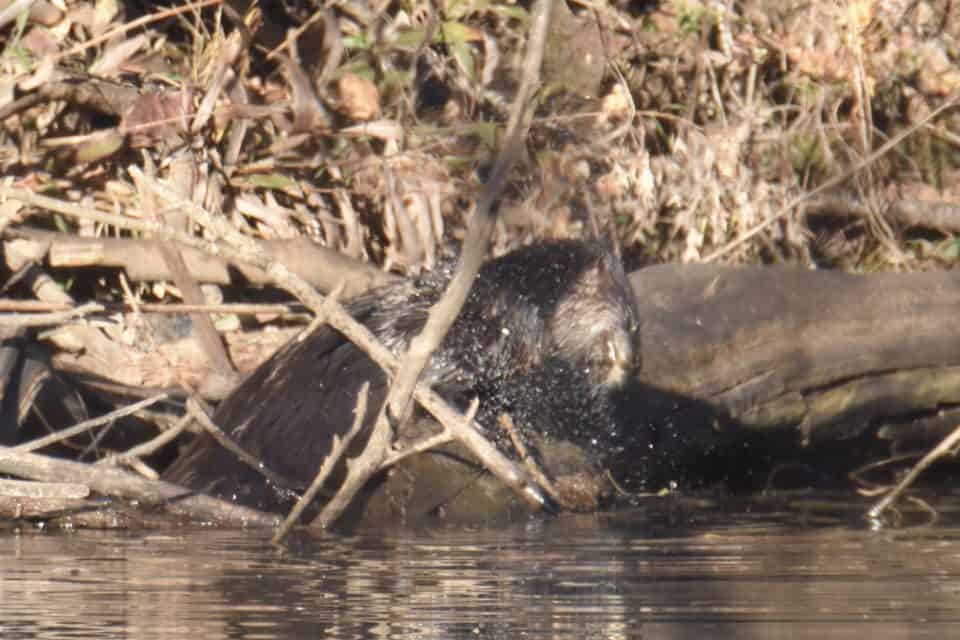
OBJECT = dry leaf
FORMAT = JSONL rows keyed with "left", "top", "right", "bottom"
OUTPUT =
{"left": 336, "top": 73, "right": 381, "bottom": 122}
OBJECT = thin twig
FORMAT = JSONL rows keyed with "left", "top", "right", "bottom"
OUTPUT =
{"left": 379, "top": 398, "right": 477, "bottom": 469}
{"left": 313, "top": 385, "right": 387, "bottom": 529}
{"left": 867, "top": 421, "right": 960, "bottom": 521}
{"left": 97, "top": 412, "right": 194, "bottom": 467}
{"left": 703, "top": 90, "right": 960, "bottom": 262}
{"left": 133, "top": 163, "right": 236, "bottom": 379}
{"left": 0, "top": 302, "right": 105, "bottom": 327}
{"left": 14, "top": 392, "right": 172, "bottom": 452}
{"left": 384, "top": 0, "right": 554, "bottom": 422}
{"left": 0, "top": 300, "right": 302, "bottom": 316}
{"left": 59, "top": 0, "right": 222, "bottom": 62}
{"left": 185, "top": 397, "right": 301, "bottom": 491}
{"left": 380, "top": 431, "right": 454, "bottom": 469}
{"left": 498, "top": 412, "right": 563, "bottom": 507}
{"left": 0, "top": 187, "right": 235, "bottom": 256}
{"left": 123, "top": 456, "right": 159, "bottom": 480}
{"left": 273, "top": 382, "right": 370, "bottom": 543}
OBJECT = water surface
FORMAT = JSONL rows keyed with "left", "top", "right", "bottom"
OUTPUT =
{"left": 1, "top": 495, "right": 957, "bottom": 639}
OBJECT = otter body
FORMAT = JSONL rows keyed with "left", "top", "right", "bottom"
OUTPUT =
{"left": 164, "top": 240, "right": 640, "bottom": 515}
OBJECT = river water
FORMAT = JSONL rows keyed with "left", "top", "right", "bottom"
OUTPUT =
{"left": 1, "top": 494, "right": 957, "bottom": 639}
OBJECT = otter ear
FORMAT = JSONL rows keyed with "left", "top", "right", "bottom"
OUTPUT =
{"left": 594, "top": 233, "right": 623, "bottom": 266}
{"left": 590, "top": 250, "right": 621, "bottom": 294}
{"left": 574, "top": 243, "right": 623, "bottom": 296}
{"left": 577, "top": 259, "right": 605, "bottom": 293}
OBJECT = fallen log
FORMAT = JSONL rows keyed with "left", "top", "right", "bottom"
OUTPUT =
{"left": 633, "top": 264, "right": 960, "bottom": 442}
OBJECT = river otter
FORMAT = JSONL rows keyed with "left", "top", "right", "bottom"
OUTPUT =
{"left": 163, "top": 239, "right": 641, "bottom": 516}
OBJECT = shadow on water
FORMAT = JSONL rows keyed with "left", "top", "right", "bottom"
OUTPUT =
{"left": 3, "top": 494, "right": 960, "bottom": 640}
{"left": 609, "top": 379, "right": 859, "bottom": 497}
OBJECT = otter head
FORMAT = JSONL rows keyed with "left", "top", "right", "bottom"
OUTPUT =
{"left": 550, "top": 248, "right": 640, "bottom": 389}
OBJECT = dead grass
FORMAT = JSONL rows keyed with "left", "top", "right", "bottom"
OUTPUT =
{"left": 1, "top": 0, "right": 957, "bottom": 272}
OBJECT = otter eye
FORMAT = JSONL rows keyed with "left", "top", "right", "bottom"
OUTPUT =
{"left": 601, "top": 334, "right": 632, "bottom": 387}
{"left": 606, "top": 335, "right": 621, "bottom": 364}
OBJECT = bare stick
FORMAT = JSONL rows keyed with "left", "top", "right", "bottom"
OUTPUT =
{"left": 0, "top": 478, "right": 90, "bottom": 499}
{"left": 97, "top": 413, "right": 194, "bottom": 467}
{"left": 184, "top": 397, "right": 301, "bottom": 491}
{"left": 59, "top": 0, "right": 223, "bottom": 62}
{"left": 313, "top": 385, "right": 387, "bottom": 529}
{"left": 380, "top": 430, "right": 455, "bottom": 469}
{"left": 0, "top": 300, "right": 302, "bottom": 316}
{"left": 379, "top": 397, "right": 476, "bottom": 468}
{"left": 0, "top": 0, "right": 35, "bottom": 30}
{"left": 498, "top": 413, "right": 563, "bottom": 507}
{"left": 0, "top": 302, "right": 105, "bottom": 327}
{"left": 14, "top": 392, "right": 172, "bottom": 452}
{"left": 867, "top": 422, "right": 960, "bottom": 521}
{"left": 1, "top": 187, "right": 242, "bottom": 256}
{"left": 121, "top": 457, "right": 158, "bottom": 480}
{"left": 309, "top": 0, "right": 557, "bottom": 528}
{"left": 273, "top": 382, "right": 370, "bottom": 543}
{"left": 3, "top": 180, "right": 398, "bottom": 386}
{"left": 415, "top": 385, "right": 544, "bottom": 506}
{"left": 133, "top": 164, "right": 236, "bottom": 379}
{"left": 8, "top": 227, "right": 394, "bottom": 294}
{"left": 0, "top": 446, "right": 279, "bottom": 526}
{"left": 384, "top": 0, "right": 554, "bottom": 422}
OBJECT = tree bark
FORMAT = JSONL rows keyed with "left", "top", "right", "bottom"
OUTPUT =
{"left": 631, "top": 264, "right": 960, "bottom": 443}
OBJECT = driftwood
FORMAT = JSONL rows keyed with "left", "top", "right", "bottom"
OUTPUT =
{"left": 632, "top": 264, "right": 960, "bottom": 443}
{"left": 10, "top": 228, "right": 395, "bottom": 298}
{"left": 0, "top": 447, "right": 279, "bottom": 527}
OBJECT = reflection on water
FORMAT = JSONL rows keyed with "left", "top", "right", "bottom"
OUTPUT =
{"left": 1, "top": 495, "right": 959, "bottom": 639}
